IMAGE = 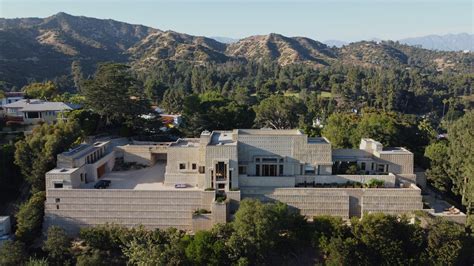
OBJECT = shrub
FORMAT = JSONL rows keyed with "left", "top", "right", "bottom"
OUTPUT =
{"left": 15, "top": 191, "right": 45, "bottom": 244}
{"left": 215, "top": 195, "right": 227, "bottom": 203}
{"left": 0, "top": 240, "right": 26, "bottom": 266}
{"left": 194, "top": 209, "right": 211, "bottom": 215}
{"left": 25, "top": 257, "right": 49, "bottom": 266}
{"left": 43, "top": 226, "right": 72, "bottom": 265}
{"left": 365, "top": 178, "right": 385, "bottom": 188}
{"left": 76, "top": 249, "right": 107, "bottom": 266}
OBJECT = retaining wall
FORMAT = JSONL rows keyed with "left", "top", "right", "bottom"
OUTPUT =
{"left": 45, "top": 189, "right": 216, "bottom": 234}
{"left": 241, "top": 185, "right": 423, "bottom": 218}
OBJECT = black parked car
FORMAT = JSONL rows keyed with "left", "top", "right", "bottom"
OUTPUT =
{"left": 94, "top": 180, "right": 111, "bottom": 189}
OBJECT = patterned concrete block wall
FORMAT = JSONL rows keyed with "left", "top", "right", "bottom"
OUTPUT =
{"left": 192, "top": 214, "right": 213, "bottom": 232}
{"left": 238, "top": 175, "right": 296, "bottom": 187}
{"left": 226, "top": 191, "right": 241, "bottom": 212}
{"left": 241, "top": 187, "right": 350, "bottom": 218}
{"left": 166, "top": 146, "right": 200, "bottom": 174}
{"left": 211, "top": 202, "right": 228, "bottom": 224}
{"left": 308, "top": 174, "right": 396, "bottom": 187}
{"left": 45, "top": 189, "right": 213, "bottom": 234}
{"left": 397, "top": 174, "right": 417, "bottom": 184}
{"left": 378, "top": 153, "right": 414, "bottom": 174}
{"left": 46, "top": 168, "right": 83, "bottom": 189}
{"left": 118, "top": 145, "right": 159, "bottom": 166}
{"left": 237, "top": 135, "right": 332, "bottom": 176}
{"left": 293, "top": 137, "right": 333, "bottom": 166}
{"left": 269, "top": 188, "right": 350, "bottom": 218}
{"left": 201, "top": 191, "right": 215, "bottom": 209}
{"left": 241, "top": 186, "right": 423, "bottom": 219}
{"left": 362, "top": 185, "right": 423, "bottom": 215}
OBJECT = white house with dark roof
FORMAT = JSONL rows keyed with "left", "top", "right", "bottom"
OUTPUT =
{"left": 3, "top": 99, "right": 81, "bottom": 125}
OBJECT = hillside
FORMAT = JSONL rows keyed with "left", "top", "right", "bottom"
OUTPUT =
{"left": 0, "top": 12, "right": 472, "bottom": 89}
{"left": 129, "top": 31, "right": 231, "bottom": 70}
{"left": 0, "top": 12, "right": 158, "bottom": 88}
{"left": 226, "top": 33, "right": 337, "bottom": 66}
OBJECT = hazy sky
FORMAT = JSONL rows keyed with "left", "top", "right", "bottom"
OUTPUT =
{"left": 1, "top": 0, "right": 472, "bottom": 41}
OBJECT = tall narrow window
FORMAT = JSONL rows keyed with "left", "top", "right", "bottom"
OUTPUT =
{"left": 198, "top": 166, "right": 205, "bottom": 174}
{"left": 210, "top": 170, "right": 214, "bottom": 188}
{"left": 256, "top": 165, "right": 260, "bottom": 176}
{"left": 216, "top": 162, "right": 227, "bottom": 180}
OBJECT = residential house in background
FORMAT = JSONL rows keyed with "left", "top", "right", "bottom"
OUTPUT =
{"left": 3, "top": 99, "right": 80, "bottom": 125}
{"left": 0, "top": 92, "right": 24, "bottom": 106}
{"left": 0, "top": 92, "right": 24, "bottom": 117}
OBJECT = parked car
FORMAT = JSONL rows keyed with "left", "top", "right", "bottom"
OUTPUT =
{"left": 94, "top": 180, "right": 111, "bottom": 189}
{"left": 174, "top": 183, "right": 187, "bottom": 188}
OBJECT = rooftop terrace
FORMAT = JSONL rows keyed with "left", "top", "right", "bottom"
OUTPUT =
{"left": 81, "top": 163, "right": 200, "bottom": 191}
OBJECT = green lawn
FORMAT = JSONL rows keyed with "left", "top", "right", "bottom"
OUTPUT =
{"left": 283, "top": 91, "right": 300, "bottom": 97}
{"left": 320, "top": 91, "right": 333, "bottom": 98}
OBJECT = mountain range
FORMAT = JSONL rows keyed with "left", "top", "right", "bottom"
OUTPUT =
{"left": 0, "top": 12, "right": 472, "bottom": 89}
{"left": 399, "top": 33, "right": 473, "bottom": 52}
{"left": 323, "top": 34, "right": 473, "bottom": 51}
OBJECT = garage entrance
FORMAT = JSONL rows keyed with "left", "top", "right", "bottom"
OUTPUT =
{"left": 97, "top": 163, "right": 106, "bottom": 178}
{"left": 151, "top": 153, "right": 167, "bottom": 165}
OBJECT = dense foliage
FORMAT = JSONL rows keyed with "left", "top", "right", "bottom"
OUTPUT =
{"left": 14, "top": 120, "right": 82, "bottom": 192}
{"left": 424, "top": 111, "right": 474, "bottom": 227}
{"left": 1, "top": 199, "right": 472, "bottom": 265}
{"left": 14, "top": 191, "right": 45, "bottom": 244}
{"left": 0, "top": 143, "right": 22, "bottom": 209}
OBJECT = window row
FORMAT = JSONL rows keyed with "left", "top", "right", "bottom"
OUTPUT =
{"left": 178, "top": 162, "right": 205, "bottom": 173}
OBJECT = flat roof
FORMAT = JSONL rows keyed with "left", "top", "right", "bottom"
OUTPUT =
{"left": 237, "top": 129, "right": 303, "bottom": 136}
{"left": 170, "top": 138, "right": 200, "bottom": 147}
{"left": 60, "top": 141, "right": 109, "bottom": 159}
{"left": 210, "top": 131, "right": 236, "bottom": 146}
{"left": 4, "top": 99, "right": 80, "bottom": 111}
{"left": 308, "top": 137, "right": 329, "bottom": 144}
{"left": 380, "top": 147, "right": 412, "bottom": 154}
{"left": 47, "top": 167, "right": 78, "bottom": 174}
{"left": 62, "top": 144, "right": 91, "bottom": 156}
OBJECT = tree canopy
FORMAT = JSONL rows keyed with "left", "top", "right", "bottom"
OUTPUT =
{"left": 254, "top": 95, "right": 306, "bottom": 129}
{"left": 14, "top": 120, "right": 82, "bottom": 192}
{"left": 22, "top": 81, "right": 57, "bottom": 100}
{"left": 81, "top": 63, "right": 151, "bottom": 127}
